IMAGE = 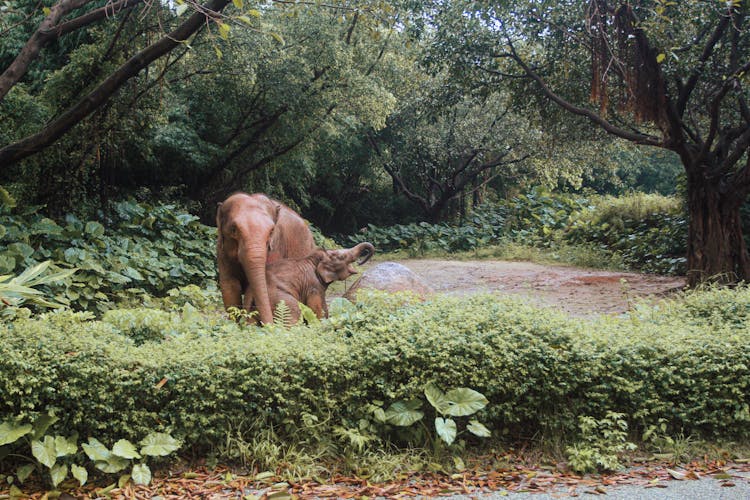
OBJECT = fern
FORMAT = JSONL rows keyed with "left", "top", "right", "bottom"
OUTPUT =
{"left": 273, "top": 301, "right": 293, "bottom": 328}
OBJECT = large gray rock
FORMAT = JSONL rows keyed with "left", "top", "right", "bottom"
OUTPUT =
{"left": 343, "top": 261, "right": 434, "bottom": 301}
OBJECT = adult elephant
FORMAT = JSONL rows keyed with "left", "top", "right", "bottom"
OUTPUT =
{"left": 216, "top": 192, "right": 314, "bottom": 324}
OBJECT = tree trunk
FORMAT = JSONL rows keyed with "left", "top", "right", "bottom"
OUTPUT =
{"left": 685, "top": 171, "right": 750, "bottom": 286}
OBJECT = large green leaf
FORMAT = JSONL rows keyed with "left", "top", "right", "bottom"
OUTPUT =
{"left": 435, "top": 417, "right": 457, "bottom": 445}
{"left": 384, "top": 400, "right": 424, "bottom": 427}
{"left": 0, "top": 421, "right": 32, "bottom": 446}
{"left": 0, "top": 254, "right": 14, "bottom": 273}
{"left": 50, "top": 463, "right": 68, "bottom": 487}
{"left": 328, "top": 297, "right": 355, "bottom": 316}
{"left": 31, "top": 414, "right": 59, "bottom": 440}
{"left": 11, "top": 260, "right": 52, "bottom": 285}
{"left": 444, "top": 388, "right": 489, "bottom": 417}
{"left": 82, "top": 437, "right": 111, "bottom": 462}
{"left": 112, "top": 439, "right": 141, "bottom": 459}
{"left": 139, "top": 432, "right": 181, "bottom": 457}
{"left": 467, "top": 420, "right": 491, "bottom": 438}
{"left": 71, "top": 464, "right": 88, "bottom": 486}
{"left": 31, "top": 436, "right": 56, "bottom": 468}
{"left": 54, "top": 435, "right": 77, "bottom": 457}
{"left": 94, "top": 456, "right": 129, "bottom": 474}
{"left": 16, "top": 464, "right": 34, "bottom": 483}
{"left": 132, "top": 463, "right": 152, "bottom": 485}
{"left": 85, "top": 221, "right": 105, "bottom": 237}
{"left": 424, "top": 383, "right": 451, "bottom": 414}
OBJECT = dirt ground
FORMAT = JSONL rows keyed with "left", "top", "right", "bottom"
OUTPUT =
{"left": 346, "top": 259, "right": 687, "bottom": 317}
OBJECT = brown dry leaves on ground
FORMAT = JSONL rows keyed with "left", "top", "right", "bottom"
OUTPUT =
{"left": 4, "top": 455, "right": 749, "bottom": 499}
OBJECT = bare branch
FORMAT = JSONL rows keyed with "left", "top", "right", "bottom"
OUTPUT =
{"left": 501, "top": 37, "right": 662, "bottom": 147}
{"left": 676, "top": 14, "right": 730, "bottom": 115}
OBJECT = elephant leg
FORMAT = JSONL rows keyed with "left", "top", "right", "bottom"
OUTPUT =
{"left": 219, "top": 276, "right": 242, "bottom": 310}
{"left": 305, "top": 292, "right": 327, "bottom": 319}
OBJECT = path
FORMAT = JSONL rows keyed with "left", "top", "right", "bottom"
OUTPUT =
{"left": 359, "top": 259, "right": 686, "bottom": 316}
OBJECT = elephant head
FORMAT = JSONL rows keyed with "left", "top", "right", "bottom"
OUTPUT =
{"left": 316, "top": 242, "right": 375, "bottom": 284}
{"left": 217, "top": 192, "right": 315, "bottom": 325}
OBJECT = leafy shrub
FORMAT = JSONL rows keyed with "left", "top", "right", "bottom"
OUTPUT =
{"left": 566, "top": 411, "right": 636, "bottom": 473}
{"left": 1, "top": 288, "right": 749, "bottom": 457}
{"left": 502, "top": 190, "right": 588, "bottom": 246}
{"left": 565, "top": 193, "right": 686, "bottom": 274}
{"left": 0, "top": 261, "right": 76, "bottom": 317}
{"left": 0, "top": 200, "right": 216, "bottom": 311}
{"left": 0, "top": 412, "right": 181, "bottom": 490}
{"left": 346, "top": 190, "right": 686, "bottom": 275}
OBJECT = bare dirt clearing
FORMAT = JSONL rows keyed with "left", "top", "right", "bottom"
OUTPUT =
{"left": 350, "top": 259, "right": 687, "bottom": 317}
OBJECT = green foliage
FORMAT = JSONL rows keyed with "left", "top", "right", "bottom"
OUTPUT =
{"left": 566, "top": 194, "right": 686, "bottom": 274}
{"left": 566, "top": 412, "right": 637, "bottom": 473}
{"left": 422, "top": 383, "right": 491, "bottom": 446}
{"left": 0, "top": 413, "right": 180, "bottom": 490}
{"left": 0, "top": 261, "right": 77, "bottom": 316}
{"left": 2, "top": 287, "right": 750, "bottom": 464}
{"left": 345, "top": 204, "right": 509, "bottom": 254}
{"left": 0, "top": 200, "right": 216, "bottom": 312}
{"left": 347, "top": 190, "right": 686, "bottom": 275}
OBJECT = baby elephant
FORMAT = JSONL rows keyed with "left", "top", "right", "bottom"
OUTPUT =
{"left": 265, "top": 242, "right": 375, "bottom": 324}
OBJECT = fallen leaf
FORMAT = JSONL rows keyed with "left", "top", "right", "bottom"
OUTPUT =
{"left": 666, "top": 468, "right": 687, "bottom": 480}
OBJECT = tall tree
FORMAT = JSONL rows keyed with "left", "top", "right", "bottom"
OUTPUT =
{"left": 185, "top": 5, "right": 398, "bottom": 213}
{"left": 370, "top": 76, "right": 532, "bottom": 222}
{"left": 0, "top": 0, "right": 234, "bottom": 167}
{"left": 429, "top": 0, "right": 750, "bottom": 285}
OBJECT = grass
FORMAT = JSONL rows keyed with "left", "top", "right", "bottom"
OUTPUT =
{"left": 370, "top": 241, "right": 629, "bottom": 272}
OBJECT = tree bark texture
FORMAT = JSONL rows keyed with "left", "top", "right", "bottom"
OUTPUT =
{"left": 686, "top": 171, "right": 750, "bottom": 286}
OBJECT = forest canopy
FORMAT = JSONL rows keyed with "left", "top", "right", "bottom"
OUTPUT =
{"left": 1, "top": 0, "right": 747, "bottom": 284}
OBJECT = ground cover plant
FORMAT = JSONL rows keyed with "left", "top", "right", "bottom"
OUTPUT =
{"left": 0, "top": 196, "right": 217, "bottom": 312}
{"left": 345, "top": 190, "right": 687, "bottom": 274}
{"left": 2, "top": 286, "right": 750, "bottom": 494}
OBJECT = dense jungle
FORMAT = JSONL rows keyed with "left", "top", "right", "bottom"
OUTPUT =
{"left": 1, "top": 0, "right": 750, "bottom": 498}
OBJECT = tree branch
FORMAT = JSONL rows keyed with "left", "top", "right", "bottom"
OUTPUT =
{"left": 676, "top": 14, "right": 730, "bottom": 116}
{"left": 0, "top": 0, "right": 231, "bottom": 168}
{"left": 498, "top": 37, "right": 662, "bottom": 147}
{"left": 0, "top": 0, "right": 145, "bottom": 101}
{"left": 0, "top": 0, "right": 94, "bottom": 100}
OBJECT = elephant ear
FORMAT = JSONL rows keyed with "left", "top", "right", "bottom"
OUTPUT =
{"left": 316, "top": 255, "right": 339, "bottom": 284}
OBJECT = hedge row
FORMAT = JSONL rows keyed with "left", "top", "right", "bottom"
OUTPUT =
{"left": 1, "top": 289, "right": 749, "bottom": 453}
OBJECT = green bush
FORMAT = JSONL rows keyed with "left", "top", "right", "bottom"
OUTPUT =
{"left": 346, "top": 211, "right": 507, "bottom": 255}
{"left": 343, "top": 190, "right": 581, "bottom": 254}
{"left": 565, "top": 193, "right": 686, "bottom": 274}
{"left": 347, "top": 190, "right": 686, "bottom": 275}
{"left": 1, "top": 288, "right": 749, "bottom": 456}
{"left": 0, "top": 200, "right": 216, "bottom": 311}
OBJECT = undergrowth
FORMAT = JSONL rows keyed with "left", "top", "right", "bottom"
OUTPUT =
{"left": 345, "top": 190, "right": 685, "bottom": 274}
{"left": 2, "top": 287, "right": 750, "bottom": 474}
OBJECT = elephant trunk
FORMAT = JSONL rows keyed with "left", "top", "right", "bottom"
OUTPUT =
{"left": 351, "top": 242, "right": 375, "bottom": 265}
{"left": 238, "top": 238, "right": 274, "bottom": 325}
